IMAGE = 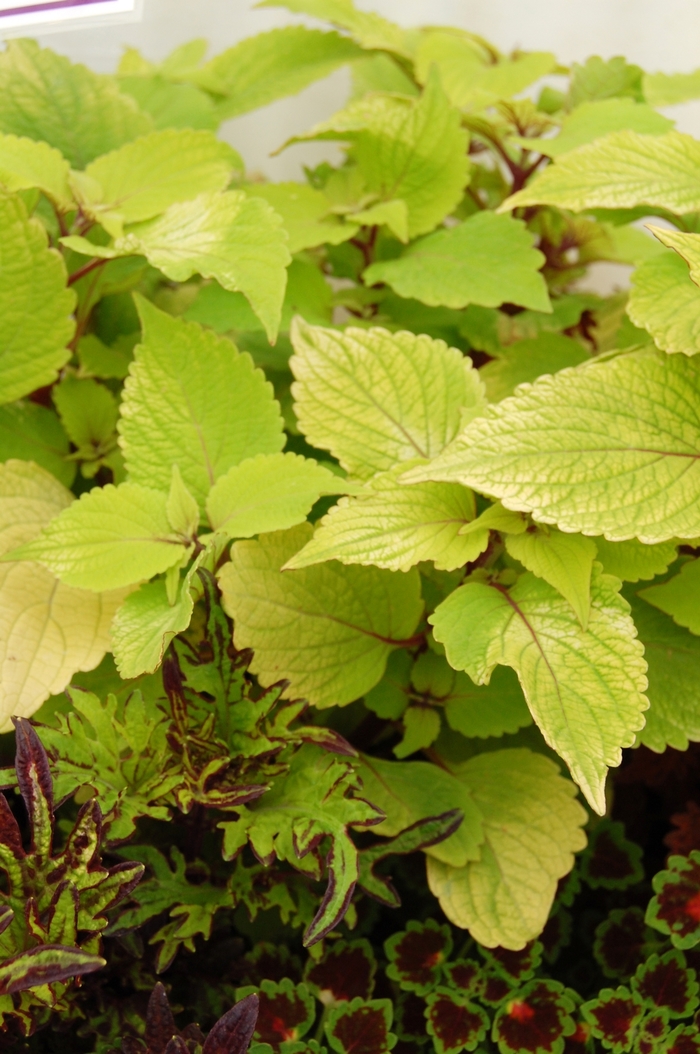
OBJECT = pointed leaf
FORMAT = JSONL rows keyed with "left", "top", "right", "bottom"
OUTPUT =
{"left": 536, "top": 99, "right": 672, "bottom": 158}
{"left": 203, "top": 994, "right": 261, "bottom": 1054}
{"left": 504, "top": 528, "right": 596, "bottom": 628}
{"left": 358, "top": 811, "right": 463, "bottom": 907}
{"left": 111, "top": 576, "right": 195, "bottom": 679}
{"left": 0, "top": 944, "right": 105, "bottom": 995}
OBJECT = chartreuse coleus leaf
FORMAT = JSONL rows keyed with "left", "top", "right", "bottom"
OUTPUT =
{"left": 290, "top": 321, "right": 486, "bottom": 481}
{"left": 246, "top": 182, "right": 358, "bottom": 253}
{"left": 504, "top": 527, "right": 597, "bottom": 628}
{"left": 645, "top": 69, "right": 700, "bottom": 107}
{"left": 220, "top": 745, "right": 383, "bottom": 946}
{"left": 364, "top": 212, "right": 551, "bottom": 313}
{"left": 289, "top": 71, "right": 468, "bottom": 239}
{"left": 64, "top": 190, "right": 291, "bottom": 342}
{"left": 501, "top": 130, "right": 700, "bottom": 214}
{"left": 427, "top": 749, "right": 586, "bottom": 950}
{"left": 639, "top": 558, "right": 700, "bottom": 634}
{"left": 0, "top": 194, "right": 75, "bottom": 405}
{"left": 73, "top": 128, "right": 242, "bottom": 237}
{"left": 0, "top": 39, "right": 153, "bottom": 168}
{"left": 405, "top": 348, "right": 700, "bottom": 543}
{"left": 0, "top": 132, "right": 72, "bottom": 206}
{"left": 110, "top": 565, "right": 197, "bottom": 680}
{"left": 284, "top": 463, "right": 488, "bottom": 573}
{"left": 119, "top": 298, "right": 284, "bottom": 511}
{"left": 569, "top": 54, "right": 643, "bottom": 104}
{"left": 203, "top": 26, "right": 363, "bottom": 119}
{"left": 0, "top": 402, "right": 73, "bottom": 488}
{"left": 479, "top": 334, "right": 589, "bottom": 404}
{"left": 627, "top": 252, "right": 700, "bottom": 356}
{"left": 432, "top": 567, "right": 648, "bottom": 813}
{"left": 355, "top": 754, "right": 483, "bottom": 868}
{"left": 53, "top": 375, "right": 119, "bottom": 475}
{"left": 0, "top": 461, "right": 126, "bottom": 731}
{"left": 534, "top": 99, "right": 672, "bottom": 158}
{"left": 218, "top": 524, "right": 423, "bottom": 708}
{"left": 594, "top": 538, "right": 677, "bottom": 583}
{"left": 259, "top": 0, "right": 414, "bottom": 58}
{"left": 436, "top": 663, "right": 532, "bottom": 740}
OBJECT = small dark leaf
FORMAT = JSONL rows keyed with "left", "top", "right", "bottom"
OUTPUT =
{"left": 493, "top": 980, "right": 576, "bottom": 1054}
{"left": 385, "top": 920, "right": 452, "bottom": 995}
{"left": 667, "top": 1025, "right": 700, "bottom": 1054}
{"left": 581, "top": 986, "right": 644, "bottom": 1054}
{"left": 0, "top": 943, "right": 105, "bottom": 994}
{"left": 358, "top": 812, "right": 464, "bottom": 908}
{"left": 0, "top": 791, "right": 23, "bottom": 856}
{"left": 632, "top": 1008, "right": 671, "bottom": 1054}
{"left": 304, "top": 939, "right": 376, "bottom": 1004}
{"left": 580, "top": 820, "right": 644, "bottom": 891}
{"left": 164, "top": 1039, "right": 190, "bottom": 1054}
{"left": 594, "top": 908, "right": 649, "bottom": 980}
{"left": 242, "top": 943, "right": 303, "bottom": 986}
{"left": 443, "top": 961, "right": 481, "bottom": 998}
{"left": 647, "top": 851, "right": 700, "bottom": 949}
{"left": 631, "top": 950, "right": 699, "bottom": 1017}
{"left": 425, "top": 987, "right": 489, "bottom": 1054}
{"left": 146, "top": 982, "right": 178, "bottom": 1054}
{"left": 540, "top": 909, "right": 572, "bottom": 966}
{"left": 203, "top": 994, "right": 260, "bottom": 1054}
{"left": 325, "top": 997, "right": 397, "bottom": 1054}
{"left": 480, "top": 942, "right": 543, "bottom": 983}
{"left": 480, "top": 971, "right": 513, "bottom": 1008}
{"left": 666, "top": 802, "right": 700, "bottom": 857}
{"left": 238, "top": 979, "right": 315, "bottom": 1052}
{"left": 395, "top": 992, "right": 430, "bottom": 1044}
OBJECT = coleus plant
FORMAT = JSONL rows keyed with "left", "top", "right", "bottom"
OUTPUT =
{"left": 1, "top": 0, "right": 700, "bottom": 1046}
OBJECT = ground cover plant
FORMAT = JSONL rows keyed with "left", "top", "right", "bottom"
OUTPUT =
{"left": 4, "top": 0, "right": 700, "bottom": 1049}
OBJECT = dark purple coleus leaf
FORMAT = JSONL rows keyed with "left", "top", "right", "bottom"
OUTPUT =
{"left": 632, "top": 1009, "right": 671, "bottom": 1054}
{"left": 581, "top": 986, "right": 644, "bottom": 1054}
{"left": 241, "top": 943, "right": 303, "bottom": 986}
{"left": 237, "top": 979, "right": 315, "bottom": 1052}
{"left": 540, "top": 909, "right": 572, "bottom": 966}
{"left": 304, "top": 939, "right": 376, "bottom": 1005}
{"left": 666, "top": 802, "right": 700, "bottom": 857}
{"left": 631, "top": 950, "right": 699, "bottom": 1017}
{"left": 325, "top": 997, "right": 397, "bottom": 1054}
{"left": 593, "top": 908, "right": 649, "bottom": 980}
{"left": 395, "top": 992, "right": 430, "bottom": 1044}
{"left": 492, "top": 980, "right": 576, "bottom": 1054}
{"left": 145, "top": 982, "right": 179, "bottom": 1053}
{"left": 480, "top": 970, "right": 514, "bottom": 1008}
{"left": 647, "top": 851, "right": 700, "bottom": 949}
{"left": 358, "top": 812, "right": 463, "bottom": 909}
{"left": 580, "top": 820, "right": 644, "bottom": 891}
{"left": 13, "top": 716, "right": 54, "bottom": 858}
{"left": 555, "top": 870, "right": 581, "bottom": 909}
{"left": 385, "top": 920, "right": 452, "bottom": 996}
{"left": 203, "top": 994, "right": 260, "bottom": 1054}
{"left": 666, "top": 1025, "right": 700, "bottom": 1054}
{"left": 480, "top": 942, "right": 543, "bottom": 983}
{"left": 425, "top": 987, "right": 489, "bottom": 1054}
{"left": 443, "top": 961, "right": 481, "bottom": 999}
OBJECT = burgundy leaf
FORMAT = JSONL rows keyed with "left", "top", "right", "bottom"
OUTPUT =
{"left": 580, "top": 820, "right": 644, "bottom": 891}
{"left": 540, "top": 909, "right": 572, "bottom": 966}
{"left": 203, "top": 994, "right": 260, "bottom": 1054}
{"left": 12, "top": 717, "right": 53, "bottom": 853}
{"left": 647, "top": 851, "right": 700, "bottom": 949}
{"left": 395, "top": 992, "right": 429, "bottom": 1043}
{"left": 581, "top": 986, "right": 644, "bottom": 1054}
{"left": 385, "top": 920, "right": 452, "bottom": 995}
{"left": 238, "top": 978, "right": 315, "bottom": 1052}
{"left": 0, "top": 791, "right": 23, "bottom": 856}
{"left": 480, "top": 971, "right": 513, "bottom": 1008}
{"left": 443, "top": 961, "right": 481, "bottom": 998}
{"left": 146, "top": 983, "right": 178, "bottom": 1054}
{"left": 667, "top": 1026, "right": 700, "bottom": 1054}
{"left": 425, "top": 987, "right": 489, "bottom": 1054}
{"left": 241, "top": 942, "right": 302, "bottom": 985}
{"left": 493, "top": 980, "right": 576, "bottom": 1054}
{"left": 593, "top": 908, "right": 649, "bottom": 980}
{"left": 633, "top": 1009, "right": 671, "bottom": 1054}
{"left": 631, "top": 950, "right": 699, "bottom": 1017}
{"left": 325, "top": 996, "right": 396, "bottom": 1054}
{"left": 666, "top": 803, "right": 700, "bottom": 857}
{"left": 305, "top": 939, "right": 376, "bottom": 1004}
{"left": 481, "top": 942, "right": 543, "bottom": 983}
{"left": 164, "top": 1039, "right": 189, "bottom": 1054}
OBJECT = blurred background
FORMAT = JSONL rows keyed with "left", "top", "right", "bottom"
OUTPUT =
{"left": 12, "top": 0, "right": 700, "bottom": 181}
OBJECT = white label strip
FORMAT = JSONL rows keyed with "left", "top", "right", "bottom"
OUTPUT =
{"left": 0, "top": 0, "right": 138, "bottom": 29}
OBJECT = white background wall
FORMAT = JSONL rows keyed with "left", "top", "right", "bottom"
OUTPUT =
{"left": 21, "top": 0, "right": 700, "bottom": 179}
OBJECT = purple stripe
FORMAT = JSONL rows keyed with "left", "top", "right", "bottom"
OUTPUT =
{"left": 0, "top": 0, "right": 112, "bottom": 17}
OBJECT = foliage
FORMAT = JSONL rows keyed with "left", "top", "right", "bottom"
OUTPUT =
{"left": 0, "top": 1, "right": 700, "bottom": 1048}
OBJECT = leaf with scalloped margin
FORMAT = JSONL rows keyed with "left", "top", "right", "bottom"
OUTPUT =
{"left": 0, "top": 133, "right": 72, "bottom": 205}
{"left": 246, "top": 182, "right": 357, "bottom": 253}
{"left": 594, "top": 538, "right": 678, "bottom": 583}
{"left": 639, "top": 558, "right": 700, "bottom": 635}
{"left": 628, "top": 252, "right": 700, "bottom": 356}
{"left": 259, "top": 0, "right": 413, "bottom": 58}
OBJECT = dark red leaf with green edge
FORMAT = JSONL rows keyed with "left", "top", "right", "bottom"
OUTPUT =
{"left": 555, "top": 870, "right": 581, "bottom": 908}
{"left": 13, "top": 716, "right": 53, "bottom": 856}
{"left": 443, "top": 961, "right": 481, "bottom": 998}
{"left": 665, "top": 803, "right": 700, "bottom": 856}
{"left": 541, "top": 909, "right": 572, "bottom": 966}
{"left": 304, "top": 939, "right": 376, "bottom": 1004}
{"left": 667, "top": 1026, "right": 700, "bottom": 1054}
{"left": 480, "top": 971, "right": 513, "bottom": 1008}
{"left": 237, "top": 979, "right": 315, "bottom": 1052}
{"left": 396, "top": 992, "right": 430, "bottom": 1044}
{"left": 563, "top": 1022, "right": 591, "bottom": 1053}
{"left": 325, "top": 997, "right": 397, "bottom": 1054}
{"left": 0, "top": 943, "right": 105, "bottom": 994}
{"left": 593, "top": 908, "right": 649, "bottom": 980}
{"left": 581, "top": 986, "right": 644, "bottom": 1054}
{"left": 358, "top": 812, "right": 464, "bottom": 908}
{"left": 632, "top": 1009, "right": 671, "bottom": 1054}
{"left": 480, "top": 942, "right": 543, "bottom": 983}
{"left": 647, "top": 851, "right": 700, "bottom": 949}
{"left": 203, "top": 994, "right": 260, "bottom": 1054}
{"left": 242, "top": 943, "right": 303, "bottom": 986}
{"left": 385, "top": 920, "right": 452, "bottom": 995}
{"left": 145, "top": 982, "right": 178, "bottom": 1053}
{"left": 631, "top": 950, "right": 699, "bottom": 1017}
{"left": 0, "top": 791, "right": 23, "bottom": 856}
{"left": 580, "top": 820, "right": 644, "bottom": 890}
{"left": 425, "top": 987, "right": 489, "bottom": 1054}
{"left": 493, "top": 980, "right": 576, "bottom": 1054}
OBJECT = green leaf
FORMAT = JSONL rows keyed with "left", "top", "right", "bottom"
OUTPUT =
{"left": 627, "top": 591, "right": 700, "bottom": 752}
{"left": 79, "top": 129, "right": 242, "bottom": 235}
{"left": 351, "top": 52, "right": 420, "bottom": 99}
{"left": 290, "top": 320, "right": 486, "bottom": 481}
{"left": 115, "top": 191, "right": 291, "bottom": 341}
{"left": 536, "top": 99, "right": 672, "bottom": 158}
{"left": 0, "top": 40, "right": 153, "bottom": 168}
{"left": 284, "top": 465, "right": 489, "bottom": 572}
{"left": 364, "top": 212, "right": 551, "bottom": 313}
{"left": 7, "top": 481, "right": 190, "bottom": 592}
{"left": 206, "top": 452, "right": 350, "bottom": 539}
{"left": 291, "top": 72, "right": 469, "bottom": 239}
{"left": 246, "top": 182, "right": 357, "bottom": 253}
{"left": 639, "top": 558, "right": 700, "bottom": 634}
{"left": 78, "top": 333, "right": 134, "bottom": 380}
{"left": 118, "top": 75, "right": 219, "bottom": 131}
{"left": 393, "top": 705, "right": 441, "bottom": 757}
{"left": 426, "top": 749, "right": 587, "bottom": 949}
{"left": 443, "top": 665, "right": 532, "bottom": 740}
{"left": 479, "top": 334, "right": 589, "bottom": 403}
{"left": 204, "top": 27, "right": 363, "bottom": 119}
{"left": 430, "top": 567, "right": 648, "bottom": 814}
{"left": 354, "top": 754, "right": 483, "bottom": 867}
{"left": 258, "top": 0, "right": 414, "bottom": 59}
{"left": 570, "top": 55, "right": 643, "bottom": 105}
{"left": 110, "top": 576, "right": 195, "bottom": 679}
{"left": 119, "top": 299, "right": 284, "bottom": 512}
{"left": 0, "top": 402, "right": 73, "bottom": 488}
{"left": 504, "top": 527, "right": 597, "bottom": 628}
{"left": 0, "top": 132, "right": 72, "bottom": 206}
{"left": 53, "top": 375, "right": 118, "bottom": 454}
{"left": 404, "top": 348, "right": 700, "bottom": 544}
{"left": 218, "top": 524, "right": 423, "bottom": 708}
{"left": 0, "top": 194, "right": 75, "bottom": 405}
{"left": 166, "top": 465, "right": 199, "bottom": 539}
{"left": 647, "top": 224, "right": 700, "bottom": 285}
{"left": 627, "top": 251, "right": 700, "bottom": 356}
{"left": 644, "top": 69, "right": 700, "bottom": 107}
{"left": 502, "top": 131, "right": 700, "bottom": 214}
{"left": 594, "top": 538, "right": 678, "bottom": 583}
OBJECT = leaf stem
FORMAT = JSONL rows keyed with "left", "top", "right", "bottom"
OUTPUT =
{"left": 68, "top": 257, "right": 108, "bottom": 286}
